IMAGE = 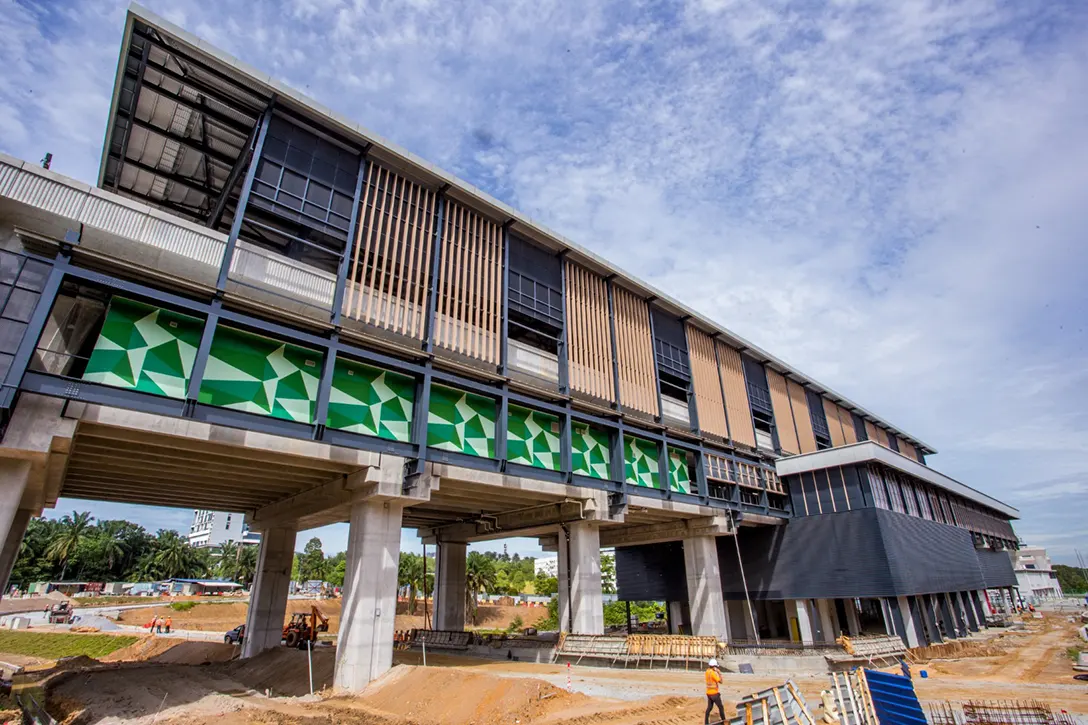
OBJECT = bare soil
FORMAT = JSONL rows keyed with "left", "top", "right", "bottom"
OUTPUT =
{"left": 115, "top": 600, "right": 548, "bottom": 635}
{"left": 23, "top": 611, "right": 1088, "bottom": 725}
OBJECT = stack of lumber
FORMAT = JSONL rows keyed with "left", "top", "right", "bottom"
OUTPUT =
{"left": 553, "top": 633, "right": 721, "bottom": 668}
{"left": 409, "top": 629, "right": 473, "bottom": 649}
{"left": 728, "top": 681, "right": 815, "bottom": 725}
{"left": 829, "top": 635, "right": 906, "bottom": 665}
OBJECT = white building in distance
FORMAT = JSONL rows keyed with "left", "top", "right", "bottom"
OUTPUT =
{"left": 188, "top": 510, "right": 261, "bottom": 549}
{"left": 1012, "top": 546, "right": 1064, "bottom": 603}
{"left": 534, "top": 555, "right": 558, "bottom": 578}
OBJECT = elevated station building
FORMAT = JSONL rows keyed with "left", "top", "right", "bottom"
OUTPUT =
{"left": 0, "top": 3, "right": 1017, "bottom": 688}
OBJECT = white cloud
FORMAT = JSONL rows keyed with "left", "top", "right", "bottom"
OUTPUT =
{"left": 10, "top": 0, "right": 1088, "bottom": 563}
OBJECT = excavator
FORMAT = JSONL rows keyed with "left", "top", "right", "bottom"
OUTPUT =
{"left": 282, "top": 605, "right": 329, "bottom": 648}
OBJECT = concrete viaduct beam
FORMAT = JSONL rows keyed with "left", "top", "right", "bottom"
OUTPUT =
{"left": 598, "top": 515, "right": 734, "bottom": 548}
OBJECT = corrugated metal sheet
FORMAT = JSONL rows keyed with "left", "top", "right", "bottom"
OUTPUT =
{"left": 863, "top": 670, "right": 926, "bottom": 725}
{"left": 80, "top": 195, "right": 150, "bottom": 240}
{"left": 0, "top": 161, "right": 20, "bottom": 196}
{"left": 230, "top": 243, "right": 334, "bottom": 307}
{"left": 140, "top": 217, "right": 226, "bottom": 267}
{"left": 8, "top": 169, "right": 88, "bottom": 219}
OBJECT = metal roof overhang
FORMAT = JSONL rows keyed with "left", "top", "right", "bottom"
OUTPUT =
{"left": 100, "top": 2, "right": 937, "bottom": 455}
{"left": 774, "top": 441, "right": 1019, "bottom": 519}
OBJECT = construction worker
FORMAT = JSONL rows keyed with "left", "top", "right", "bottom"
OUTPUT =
{"left": 156, "top": 616, "right": 162, "bottom": 634}
{"left": 705, "top": 658, "right": 725, "bottom": 725}
{"left": 150, "top": 615, "right": 159, "bottom": 633}
{"left": 165, "top": 617, "right": 172, "bottom": 634}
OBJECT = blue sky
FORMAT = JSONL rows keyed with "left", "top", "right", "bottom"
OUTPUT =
{"left": 3, "top": 0, "right": 1087, "bottom": 562}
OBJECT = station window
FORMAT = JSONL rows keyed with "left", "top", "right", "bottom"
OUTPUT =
{"left": 507, "top": 236, "right": 562, "bottom": 384}
{"left": 652, "top": 309, "right": 692, "bottom": 428}
{"left": 806, "top": 389, "right": 832, "bottom": 450}
{"left": 742, "top": 357, "right": 777, "bottom": 452}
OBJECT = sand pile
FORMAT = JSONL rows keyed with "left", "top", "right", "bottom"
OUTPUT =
{"left": 221, "top": 646, "right": 336, "bottom": 697}
{"left": 102, "top": 637, "right": 238, "bottom": 665}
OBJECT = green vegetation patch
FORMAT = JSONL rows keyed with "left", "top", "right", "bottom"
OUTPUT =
{"left": 169, "top": 601, "right": 198, "bottom": 612}
{"left": 0, "top": 631, "right": 138, "bottom": 660}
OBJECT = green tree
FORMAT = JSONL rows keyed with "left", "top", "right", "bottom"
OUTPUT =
{"left": 534, "top": 572, "right": 558, "bottom": 596}
{"left": 600, "top": 553, "right": 616, "bottom": 594}
{"left": 466, "top": 552, "right": 498, "bottom": 623}
{"left": 1055, "top": 564, "right": 1088, "bottom": 594}
{"left": 298, "top": 537, "right": 327, "bottom": 582}
{"left": 397, "top": 553, "right": 433, "bottom": 613}
{"left": 46, "top": 511, "right": 94, "bottom": 580}
{"left": 326, "top": 552, "right": 347, "bottom": 588}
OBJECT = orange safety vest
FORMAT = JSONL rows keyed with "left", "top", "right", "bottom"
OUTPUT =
{"left": 705, "top": 667, "right": 721, "bottom": 696}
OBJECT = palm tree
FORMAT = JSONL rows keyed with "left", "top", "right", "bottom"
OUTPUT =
{"left": 95, "top": 521, "right": 126, "bottom": 575}
{"left": 217, "top": 540, "right": 240, "bottom": 580}
{"left": 153, "top": 530, "right": 207, "bottom": 579}
{"left": 46, "top": 511, "right": 94, "bottom": 580}
{"left": 397, "top": 554, "right": 434, "bottom": 614}
{"left": 465, "top": 552, "right": 497, "bottom": 625}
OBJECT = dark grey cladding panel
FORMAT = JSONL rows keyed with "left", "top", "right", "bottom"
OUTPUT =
{"left": 717, "top": 508, "right": 988, "bottom": 600}
{"left": 718, "top": 509, "right": 894, "bottom": 600}
{"left": 875, "top": 508, "right": 987, "bottom": 594}
{"left": 509, "top": 234, "right": 561, "bottom": 287}
{"left": 615, "top": 541, "right": 687, "bottom": 602}
{"left": 976, "top": 548, "right": 1017, "bottom": 588}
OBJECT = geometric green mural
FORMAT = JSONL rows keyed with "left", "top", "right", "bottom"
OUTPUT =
{"left": 668, "top": 447, "right": 691, "bottom": 494}
{"left": 625, "top": 436, "right": 662, "bottom": 489}
{"left": 507, "top": 405, "right": 561, "bottom": 470}
{"left": 572, "top": 423, "right": 610, "bottom": 480}
{"left": 327, "top": 357, "right": 414, "bottom": 442}
{"left": 82, "top": 297, "right": 204, "bottom": 399}
{"left": 427, "top": 384, "right": 496, "bottom": 458}
{"left": 197, "top": 325, "right": 322, "bottom": 423}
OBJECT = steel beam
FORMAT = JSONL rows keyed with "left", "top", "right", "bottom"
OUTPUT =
{"left": 135, "top": 75, "right": 253, "bottom": 136}
{"left": 120, "top": 116, "right": 238, "bottom": 169}
{"left": 217, "top": 100, "right": 274, "bottom": 292}
{"left": 107, "top": 152, "right": 217, "bottom": 200}
{"left": 183, "top": 299, "right": 220, "bottom": 415}
{"left": 331, "top": 153, "right": 369, "bottom": 326}
{"left": 311, "top": 334, "right": 337, "bottom": 440}
{"left": 0, "top": 250, "right": 67, "bottom": 410}
{"left": 113, "top": 39, "right": 151, "bottom": 191}
{"left": 208, "top": 118, "right": 260, "bottom": 229}
{"left": 422, "top": 193, "right": 447, "bottom": 353}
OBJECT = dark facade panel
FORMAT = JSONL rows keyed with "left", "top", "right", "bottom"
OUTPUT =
{"left": 509, "top": 234, "right": 561, "bottom": 287}
{"left": 976, "top": 548, "right": 1017, "bottom": 588}
{"left": 841, "top": 465, "right": 866, "bottom": 507}
{"left": 716, "top": 508, "right": 990, "bottom": 600}
{"left": 615, "top": 541, "right": 687, "bottom": 602}
{"left": 876, "top": 509, "right": 986, "bottom": 594}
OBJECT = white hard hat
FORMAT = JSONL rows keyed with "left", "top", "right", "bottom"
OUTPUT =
{"left": 709, "top": 658, "right": 718, "bottom": 667}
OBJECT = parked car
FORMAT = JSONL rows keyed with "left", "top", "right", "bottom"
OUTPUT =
{"left": 224, "top": 624, "right": 245, "bottom": 645}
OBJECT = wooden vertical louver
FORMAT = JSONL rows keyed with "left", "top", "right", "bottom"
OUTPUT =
{"left": 823, "top": 398, "right": 847, "bottom": 447}
{"left": 344, "top": 164, "right": 437, "bottom": 339}
{"left": 565, "top": 262, "right": 615, "bottom": 402}
{"left": 716, "top": 343, "right": 756, "bottom": 448}
{"left": 766, "top": 370, "right": 799, "bottom": 454}
{"left": 612, "top": 285, "right": 658, "bottom": 417}
{"left": 432, "top": 200, "right": 502, "bottom": 365}
{"left": 685, "top": 325, "right": 728, "bottom": 438}
{"left": 838, "top": 405, "right": 858, "bottom": 444}
{"left": 898, "top": 437, "right": 917, "bottom": 460}
{"left": 786, "top": 379, "right": 818, "bottom": 453}
{"left": 864, "top": 419, "right": 881, "bottom": 446}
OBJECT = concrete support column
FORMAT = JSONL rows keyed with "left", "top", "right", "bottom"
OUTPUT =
{"left": 0, "top": 508, "right": 32, "bottom": 597}
{"left": 683, "top": 535, "right": 729, "bottom": 640}
{"left": 434, "top": 541, "right": 467, "bottom": 631}
{"left": 790, "top": 599, "right": 814, "bottom": 645}
{"left": 971, "top": 590, "right": 988, "bottom": 627}
{"left": 334, "top": 498, "right": 405, "bottom": 691}
{"left": 946, "top": 592, "right": 966, "bottom": 637}
{"left": 959, "top": 592, "right": 978, "bottom": 632}
{"left": 668, "top": 601, "right": 686, "bottom": 634}
{"left": 816, "top": 600, "right": 837, "bottom": 643}
{"left": 556, "top": 522, "right": 604, "bottom": 634}
{"left": 242, "top": 525, "right": 296, "bottom": 658}
{"left": 937, "top": 593, "right": 957, "bottom": 639}
{"left": 921, "top": 595, "right": 943, "bottom": 643}
{"left": 896, "top": 596, "right": 920, "bottom": 648}
{"left": 844, "top": 598, "right": 861, "bottom": 636}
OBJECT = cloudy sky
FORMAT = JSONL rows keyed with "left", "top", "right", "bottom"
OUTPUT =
{"left": 3, "top": 0, "right": 1086, "bottom": 563}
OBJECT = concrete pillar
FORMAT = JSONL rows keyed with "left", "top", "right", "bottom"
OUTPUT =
{"left": 816, "top": 599, "right": 836, "bottom": 643}
{"left": 896, "top": 596, "right": 920, "bottom": 648}
{"left": 946, "top": 592, "right": 966, "bottom": 637}
{"left": 971, "top": 590, "right": 988, "bottom": 627}
{"left": 567, "top": 522, "right": 603, "bottom": 634}
{"left": 683, "top": 535, "right": 729, "bottom": 640}
{"left": 922, "top": 594, "right": 943, "bottom": 643}
{"left": 937, "top": 593, "right": 957, "bottom": 639}
{"left": 959, "top": 592, "right": 979, "bottom": 632}
{"left": 0, "top": 508, "right": 32, "bottom": 596}
{"left": 434, "top": 541, "right": 467, "bottom": 631}
{"left": 334, "top": 498, "right": 404, "bottom": 690}
{"left": 242, "top": 525, "right": 296, "bottom": 658}
{"left": 844, "top": 598, "right": 861, "bottom": 636}
{"left": 790, "top": 599, "right": 814, "bottom": 645}
{"left": 668, "top": 601, "right": 685, "bottom": 634}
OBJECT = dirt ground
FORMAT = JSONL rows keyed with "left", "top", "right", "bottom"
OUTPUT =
{"left": 16, "top": 611, "right": 1088, "bottom": 724}
{"left": 115, "top": 599, "right": 548, "bottom": 634}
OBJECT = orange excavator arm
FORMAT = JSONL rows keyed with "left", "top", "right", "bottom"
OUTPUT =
{"left": 312, "top": 606, "right": 329, "bottom": 633}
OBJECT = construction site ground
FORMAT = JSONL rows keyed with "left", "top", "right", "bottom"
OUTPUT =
{"left": 111, "top": 598, "right": 548, "bottom": 634}
{"left": 2, "top": 611, "right": 1085, "bottom": 724}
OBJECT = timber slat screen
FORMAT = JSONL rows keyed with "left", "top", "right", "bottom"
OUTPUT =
{"left": 434, "top": 200, "right": 502, "bottom": 364}
{"left": 898, "top": 437, "right": 917, "bottom": 460}
{"left": 838, "top": 404, "right": 858, "bottom": 444}
{"left": 766, "top": 369, "right": 799, "bottom": 454}
{"left": 565, "top": 261, "right": 615, "bottom": 402}
{"left": 344, "top": 164, "right": 436, "bottom": 339}
{"left": 823, "top": 398, "right": 847, "bottom": 447}
{"left": 786, "top": 379, "right": 818, "bottom": 453}
{"left": 716, "top": 343, "right": 756, "bottom": 448}
{"left": 685, "top": 326, "right": 728, "bottom": 439}
{"left": 612, "top": 285, "right": 658, "bottom": 417}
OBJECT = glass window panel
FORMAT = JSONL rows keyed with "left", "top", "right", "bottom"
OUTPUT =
{"left": 330, "top": 192, "right": 353, "bottom": 218}
{"left": 3, "top": 288, "right": 40, "bottom": 323}
{"left": 257, "top": 158, "right": 282, "bottom": 184}
{"left": 16, "top": 261, "right": 50, "bottom": 292}
{"left": 285, "top": 146, "right": 312, "bottom": 173}
{"left": 302, "top": 202, "right": 326, "bottom": 220}
{"left": 278, "top": 193, "right": 303, "bottom": 212}
{"left": 281, "top": 169, "right": 307, "bottom": 197}
{"left": 0, "top": 252, "right": 21, "bottom": 285}
{"left": 305, "top": 182, "right": 332, "bottom": 206}
{"left": 0, "top": 318, "right": 26, "bottom": 354}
